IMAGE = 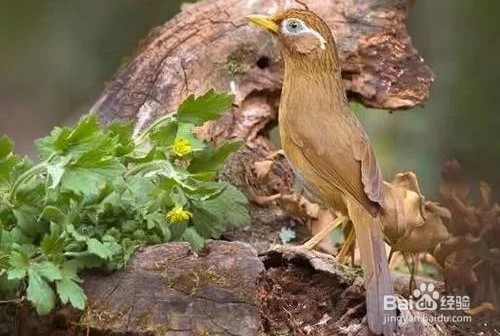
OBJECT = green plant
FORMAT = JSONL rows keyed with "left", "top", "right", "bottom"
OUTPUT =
{"left": 0, "top": 90, "right": 249, "bottom": 315}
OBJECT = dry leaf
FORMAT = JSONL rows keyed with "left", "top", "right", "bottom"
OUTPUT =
{"left": 382, "top": 172, "right": 450, "bottom": 254}
{"left": 435, "top": 160, "right": 500, "bottom": 313}
{"left": 254, "top": 160, "right": 274, "bottom": 180}
{"left": 465, "top": 302, "right": 496, "bottom": 316}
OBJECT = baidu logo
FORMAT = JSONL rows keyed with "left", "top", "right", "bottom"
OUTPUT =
{"left": 412, "top": 283, "right": 440, "bottom": 311}
{"left": 383, "top": 282, "right": 470, "bottom": 312}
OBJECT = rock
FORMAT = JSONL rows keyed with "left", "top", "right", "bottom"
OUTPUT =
{"left": 82, "top": 241, "right": 264, "bottom": 336}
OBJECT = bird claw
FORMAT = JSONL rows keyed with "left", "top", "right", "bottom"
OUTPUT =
{"left": 302, "top": 215, "right": 348, "bottom": 250}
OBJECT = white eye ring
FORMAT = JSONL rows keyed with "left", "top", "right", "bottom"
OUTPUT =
{"left": 281, "top": 18, "right": 327, "bottom": 50}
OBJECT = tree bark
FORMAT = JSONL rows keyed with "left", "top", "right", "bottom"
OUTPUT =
{"left": 93, "top": 0, "right": 433, "bottom": 128}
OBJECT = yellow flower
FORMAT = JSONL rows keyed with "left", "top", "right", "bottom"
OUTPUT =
{"left": 172, "top": 137, "right": 192, "bottom": 157}
{"left": 166, "top": 206, "right": 192, "bottom": 222}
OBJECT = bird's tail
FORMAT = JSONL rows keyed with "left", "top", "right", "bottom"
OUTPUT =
{"left": 344, "top": 195, "right": 397, "bottom": 335}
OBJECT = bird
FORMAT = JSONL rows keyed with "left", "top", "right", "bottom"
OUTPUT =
{"left": 246, "top": 10, "right": 397, "bottom": 335}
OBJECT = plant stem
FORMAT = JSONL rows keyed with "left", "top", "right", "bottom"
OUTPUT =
{"left": 9, "top": 155, "right": 56, "bottom": 203}
{"left": 0, "top": 296, "right": 25, "bottom": 304}
{"left": 63, "top": 251, "right": 93, "bottom": 258}
{"left": 134, "top": 114, "right": 175, "bottom": 147}
{"left": 9, "top": 164, "right": 46, "bottom": 203}
{"left": 125, "top": 160, "right": 171, "bottom": 177}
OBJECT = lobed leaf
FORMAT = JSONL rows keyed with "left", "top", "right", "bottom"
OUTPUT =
{"left": 176, "top": 89, "right": 234, "bottom": 125}
{"left": 189, "top": 141, "right": 243, "bottom": 173}
{"left": 27, "top": 268, "right": 56, "bottom": 315}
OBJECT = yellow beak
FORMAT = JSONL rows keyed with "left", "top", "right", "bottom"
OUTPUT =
{"left": 245, "top": 14, "right": 279, "bottom": 33}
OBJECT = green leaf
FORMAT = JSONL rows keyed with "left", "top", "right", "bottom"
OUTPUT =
{"left": 56, "top": 260, "right": 86, "bottom": 310}
{"left": 191, "top": 207, "right": 221, "bottom": 238}
{"left": 87, "top": 238, "right": 112, "bottom": 260}
{"left": 176, "top": 123, "right": 205, "bottom": 151}
{"left": 46, "top": 156, "right": 71, "bottom": 189}
{"left": 0, "top": 228, "right": 14, "bottom": 255}
{"left": 13, "top": 181, "right": 45, "bottom": 210}
{"left": 27, "top": 268, "right": 56, "bottom": 315}
{"left": 35, "top": 262, "right": 62, "bottom": 281}
{"left": 13, "top": 206, "right": 39, "bottom": 238}
{"left": 7, "top": 251, "right": 29, "bottom": 280}
{"left": 40, "top": 234, "right": 65, "bottom": 257}
{"left": 36, "top": 115, "right": 101, "bottom": 159}
{"left": 61, "top": 159, "right": 124, "bottom": 196}
{"left": 176, "top": 90, "right": 234, "bottom": 125}
{"left": 0, "top": 136, "right": 14, "bottom": 158}
{"left": 66, "top": 224, "right": 87, "bottom": 242}
{"left": 169, "top": 186, "right": 188, "bottom": 206}
{"left": 189, "top": 141, "right": 243, "bottom": 173}
{"left": 123, "top": 176, "right": 155, "bottom": 205}
{"left": 107, "top": 121, "right": 135, "bottom": 157}
{"left": 56, "top": 278, "right": 86, "bottom": 310}
{"left": 202, "top": 184, "right": 250, "bottom": 227}
{"left": 39, "top": 206, "right": 66, "bottom": 223}
{"left": 169, "top": 221, "right": 188, "bottom": 241}
{"left": 181, "top": 227, "right": 205, "bottom": 251}
{"left": 150, "top": 120, "right": 178, "bottom": 147}
{"left": 0, "top": 136, "right": 19, "bottom": 182}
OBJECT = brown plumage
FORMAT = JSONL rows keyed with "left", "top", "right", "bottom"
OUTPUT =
{"left": 247, "top": 10, "right": 396, "bottom": 335}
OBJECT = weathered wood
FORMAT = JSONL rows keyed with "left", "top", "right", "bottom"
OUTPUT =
{"left": 82, "top": 241, "right": 265, "bottom": 336}
{"left": 2, "top": 244, "right": 465, "bottom": 336}
{"left": 80, "top": 243, "right": 449, "bottom": 336}
{"left": 94, "top": 0, "right": 433, "bottom": 137}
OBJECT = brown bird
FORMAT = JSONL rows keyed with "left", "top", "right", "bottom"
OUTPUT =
{"left": 247, "top": 10, "right": 396, "bottom": 335}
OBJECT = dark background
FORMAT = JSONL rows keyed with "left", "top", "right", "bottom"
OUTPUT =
{"left": 1, "top": 0, "right": 498, "bottom": 198}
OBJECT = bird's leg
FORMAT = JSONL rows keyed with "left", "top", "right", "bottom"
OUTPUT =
{"left": 264, "top": 149, "right": 286, "bottom": 162}
{"left": 388, "top": 248, "right": 395, "bottom": 264}
{"left": 337, "top": 225, "right": 356, "bottom": 264}
{"left": 402, "top": 253, "right": 419, "bottom": 293}
{"left": 302, "top": 215, "right": 348, "bottom": 250}
{"left": 410, "top": 254, "right": 419, "bottom": 293}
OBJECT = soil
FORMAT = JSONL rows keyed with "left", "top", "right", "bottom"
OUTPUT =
{"left": 257, "top": 266, "right": 357, "bottom": 336}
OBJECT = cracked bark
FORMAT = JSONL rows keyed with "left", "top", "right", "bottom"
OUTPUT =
{"left": 81, "top": 241, "right": 264, "bottom": 336}
{"left": 94, "top": 0, "right": 433, "bottom": 126}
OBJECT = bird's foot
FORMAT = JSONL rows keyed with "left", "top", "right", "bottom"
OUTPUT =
{"left": 302, "top": 215, "right": 348, "bottom": 250}
{"left": 337, "top": 228, "right": 356, "bottom": 264}
{"left": 265, "top": 149, "right": 285, "bottom": 160}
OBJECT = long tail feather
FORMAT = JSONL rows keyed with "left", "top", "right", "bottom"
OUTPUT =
{"left": 344, "top": 195, "right": 397, "bottom": 335}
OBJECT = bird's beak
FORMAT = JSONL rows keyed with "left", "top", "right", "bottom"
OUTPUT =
{"left": 245, "top": 14, "right": 279, "bottom": 33}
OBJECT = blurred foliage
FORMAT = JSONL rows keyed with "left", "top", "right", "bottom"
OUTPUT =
{"left": 0, "top": 0, "right": 191, "bottom": 154}
{"left": 0, "top": 0, "right": 499, "bottom": 198}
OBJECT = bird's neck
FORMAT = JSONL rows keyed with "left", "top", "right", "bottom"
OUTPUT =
{"left": 281, "top": 53, "right": 349, "bottom": 118}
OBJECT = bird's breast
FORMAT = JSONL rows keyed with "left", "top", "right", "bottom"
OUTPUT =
{"left": 278, "top": 113, "right": 346, "bottom": 211}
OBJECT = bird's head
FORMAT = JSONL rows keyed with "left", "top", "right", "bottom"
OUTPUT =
{"left": 246, "top": 9, "right": 339, "bottom": 66}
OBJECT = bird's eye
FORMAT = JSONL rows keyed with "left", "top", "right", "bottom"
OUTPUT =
{"left": 285, "top": 19, "right": 303, "bottom": 33}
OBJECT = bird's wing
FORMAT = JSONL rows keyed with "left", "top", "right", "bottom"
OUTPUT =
{"left": 286, "top": 111, "right": 384, "bottom": 216}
